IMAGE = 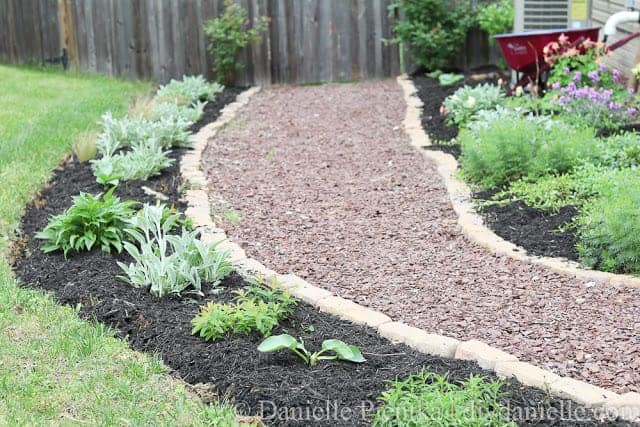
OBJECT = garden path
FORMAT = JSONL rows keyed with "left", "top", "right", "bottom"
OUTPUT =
{"left": 201, "top": 81, "right": 640, "bottom": 393}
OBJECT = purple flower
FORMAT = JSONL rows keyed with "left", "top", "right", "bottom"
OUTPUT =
{"left": 573, "top": 71, "right": 582, "bottom": 82}
{"left": 608, "top": 101, "right": 621, "bottom": 110}
{"left": 599, "top": 63, "right": 607, "bottom": 72}
{"left": 551, "top": 82, "right": 561, "bottom": 90}
{"left": 627, "top": 107, "right": 638, "bottom": 116}
{"left": 629, "top": 88, "right": 635, "bottom": 95}
{"left": 588, "top": 70, "right": 600, "bottom": 84}
{"left": 564, "top": 66, "right": 571, "bottom": 74}
{"left": 613, "top": 69, "right": 622, "bottom": 84}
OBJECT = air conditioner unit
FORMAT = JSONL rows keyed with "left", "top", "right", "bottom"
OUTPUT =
{"left": 514, "top": 0, "right": 592, "bottom": 32}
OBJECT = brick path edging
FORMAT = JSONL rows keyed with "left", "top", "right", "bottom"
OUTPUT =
{"left": 180, "top": 86, "right": 640, "bottom": 422}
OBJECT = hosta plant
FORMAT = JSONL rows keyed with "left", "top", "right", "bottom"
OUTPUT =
{"left": 36, "top": 187, "right": 137, "bottom": 257}
{"left": 155, "top": 75, "right": 224, "bottom": 104}
{"left": 191, "top": 277, "right": 297, "bottom": 341}
{"left": 258, "top": 334, "right": 365, "bottom": 367}
{"left": 117, "top": 204, "right": 232, "bottom": 297}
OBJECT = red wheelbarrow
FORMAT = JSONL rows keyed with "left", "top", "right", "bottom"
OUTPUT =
{"left": 495, "top": 27, "right": 640, "bottom": 93}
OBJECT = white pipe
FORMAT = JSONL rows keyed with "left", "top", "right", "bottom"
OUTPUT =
{"left": 604, "top": 11, "right": 640, "bottom": 37}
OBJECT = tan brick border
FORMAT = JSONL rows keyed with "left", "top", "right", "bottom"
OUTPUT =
{"left": 180, "top": 86, "right": 639, "bottom": 421}
{"left": 396, "top": 74, "right": 640, "bottom": 289}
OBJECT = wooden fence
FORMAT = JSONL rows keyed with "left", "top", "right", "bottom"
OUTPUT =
{"left": 0, "top": 0, "right": 497, "bottom": 85}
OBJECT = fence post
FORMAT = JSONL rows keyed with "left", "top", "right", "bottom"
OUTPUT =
{"left": 57, "top": 0, "right": 79, "bottom": 68}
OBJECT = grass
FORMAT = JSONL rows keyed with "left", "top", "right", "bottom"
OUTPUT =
{"left": 0, "top": 65, "right": 241, "bottom": 425}
{"left": 372, "top": 372, "right": 515, "bottom": 427}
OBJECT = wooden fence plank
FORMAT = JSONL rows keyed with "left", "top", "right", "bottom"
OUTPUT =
{"left": 0, "top": 0, "right": 497, "bottom": 85}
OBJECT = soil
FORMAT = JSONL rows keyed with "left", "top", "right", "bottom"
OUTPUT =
{"left": 11, "top": 87, "right": 633, "bottom": 426}
{"left": 412, "top": 74, "right": 462, "bottom": 143}
{"left": 475, "top": 191, "right": 580, "bottom": 262}
{"left": 200, "top": 82, "right": 640, "bottom": 395}
{"left": 189, "top": 87, "right": 246, "bottom": 134}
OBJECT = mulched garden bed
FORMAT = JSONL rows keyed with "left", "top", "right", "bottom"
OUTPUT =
{"left": 412, "top": 73, "right": 581, "bottom": 261}
{"left": 11, "top": 88, "right": 632, "bottom": 426}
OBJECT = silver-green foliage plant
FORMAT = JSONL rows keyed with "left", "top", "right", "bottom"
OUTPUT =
{"left": 148, "top": 100, "right": 206, "bottom": 125}
{"left": 97, "top": 112, "right": 194, "bottom": 153}
{"left": 258, "top": 334, "right": 365, "bottom": 367}
{"left": 443, "top": 84, "right": 505, "bottom": 127}
{"left": 191, "top": 277, "right": 297, "bottom": 341}
{"left": 36, "top": 187, "right": 137, "bottom": 257}
{"left": 92, "top": 139, "right": 175, "bottom": 186}
{"left": 372, "top": 372, "right": 514, "bottom": 427}
{"left": 117, "top": 204, "right": 232, "bottom": 297}
{"left": 156, "top": 75, "right": 224, "bottom": 104}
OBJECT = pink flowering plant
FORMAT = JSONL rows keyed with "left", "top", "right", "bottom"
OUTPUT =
{"left": 543, "top": 34, "right": 639, "bottom": 129}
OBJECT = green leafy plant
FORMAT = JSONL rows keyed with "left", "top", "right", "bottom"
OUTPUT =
{"left": 443, "top": 84, "right": 505, "bottom": 127}
{"left": 91, "top": 140, "right": 174, "bottom": 186}
{"left": 438, "top": 73, "right": 464, "bottom": 87}
{"left": 576, "top": 171, "right": 640, "bottom": 273}
{"left": 155, "top": 75, "right": 223, "bottom": 105}
{"left": 36, "top": 188, "right": 137, "bottom": 257}
{"left": 258, "top": 334, "right": 365, "bottom": 367}
{"left": 191, "top": 277, "right": 297, "bottom": 341}
{"left": 372, "top": 372, "right": 514, "bottom": 426}
{"left": 477, "top": 0, "right": 514, "bottom": 42}
{"left": 97, "top": 112, "right": 194, "bottom": 155}
{"left": 147, "top": 100, "right": 206, "bottom": 124}
{"left": 459, "top": 116, "right": 602, "bottom": 188}
{"left": 389, "top": 0, "right": 473, "bottom": 71}
{"left": 117, "top": 204, "right": 232, "bottom": 297}
{"left": 203, "top": 1, "right": 269, "bottom": 84}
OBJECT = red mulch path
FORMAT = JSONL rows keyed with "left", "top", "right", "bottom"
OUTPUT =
{"left": 202, "top": 81, "right": 640, "bottom": 393}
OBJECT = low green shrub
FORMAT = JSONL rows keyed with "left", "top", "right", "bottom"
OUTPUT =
{"left": 443, "top": 84, "right": 505, "bottom": 127}
{"left": 459, "top": 116, "right": 600, "bottom": 188}
{"left": 577, "top": 171, "right": 640, "bottom": 273}
{"left": 372, "top": 372, "right": 514, "bottom": 426}
{"left": 191, "top": 277, "right": 296, "bottom": 341}
{"left": 118, "top": 205, "right": 232, "bottom": 297}
{"left": 36, "top": 188, "right": 137, "bottom": 257}
{"left": 148, "top": 100, "right": 206, "bottom": 124}
{"left": 389, "top": 0, "right": 473, "bottom": 71}
{"left": 477, "top": 0, "right": 514, "bottom": 41}
{"left": 203, "top": 1, "right": 269, "bottom": 84}
{"left": 155, "top": 75, "right": 223, "bottom": 104}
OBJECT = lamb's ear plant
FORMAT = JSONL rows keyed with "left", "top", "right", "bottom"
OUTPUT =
{"left": 35, "top": 187, "right": 137, "bottom": 257}
{"left": 117, "top": 204, "right": 232, "bottom": 297}
{"left": 155, "top": 75, "right": 224, "bottom": 104}
{"left": 91, "top": 139, "right": 174, "bottom": 185}
{"left": 258, "top": 334, "right": 365, "bottom": 367}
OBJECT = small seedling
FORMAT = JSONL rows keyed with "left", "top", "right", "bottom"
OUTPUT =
{"left": 258, "top": 334, "right": 365, "bottom": 367}
{"left": 72, "top": 131, "right": 98, "bottom": 162}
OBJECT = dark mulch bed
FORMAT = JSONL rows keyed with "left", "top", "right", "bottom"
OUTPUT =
{"left": 189, "top": 86, "right": 246, "bottom": 134}
{"left": 11, "top": 88, "right": 631, "bottom": 426}
{"left": 412, "top": 74, "right": 463, "bottom": 143}
{"left": 412, "top": 73, "right": 583, "bottom": 262}
{"left": 475, "top": 191, "right": 580, "bottom": 261}
{"left": 423, "top": 143, "right": 461, "bottom": 159}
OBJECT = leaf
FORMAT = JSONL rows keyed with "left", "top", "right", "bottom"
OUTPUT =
{"left": 322, "top": 339, "right": 366, "bottom": 363}
{"left": 257, "top": 334, "right": 298, "bottom": 353}
{"left": 438, "top": 73, "right": 465, "bottom": 87}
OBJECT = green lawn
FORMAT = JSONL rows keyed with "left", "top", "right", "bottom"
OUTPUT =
{"left": 0, "top": 65, "right": 239, "bottom": 426}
